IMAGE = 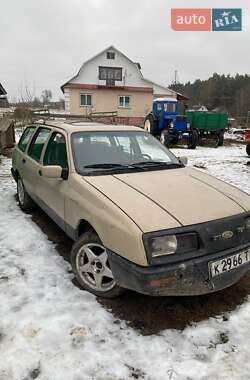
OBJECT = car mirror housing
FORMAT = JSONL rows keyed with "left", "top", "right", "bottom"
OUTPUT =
{"left": 179, "top": 156, "right": 188, "bottom": 166}
{"left": 40, "top": 165, "right": 63, "bottom": 179}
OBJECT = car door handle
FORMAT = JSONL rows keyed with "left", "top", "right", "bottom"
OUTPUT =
{"left": 38, "top": 170, "right": 42, "bottom": 176}
{"left": 22, "top": 158, "right": 26, "bottom": 164}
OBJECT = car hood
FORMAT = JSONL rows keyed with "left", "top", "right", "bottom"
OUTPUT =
{"left": 84, "top": 167, "right": 249, "bottom": 233}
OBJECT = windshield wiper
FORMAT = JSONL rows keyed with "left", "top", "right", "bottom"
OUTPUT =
{"left": 83, "top": 163, "right": 144, "bottom": 171}
{"left": 132, "top": 160, "right": 167, "bottom": 166}
{"left": 132, "top": 161, "right": 183, "bottom": 168}
{"left": 83, "top": 161, "right": 182, "bottom": 172}
{"left": 84, "top": 163, "right": 125, "bottom": 169}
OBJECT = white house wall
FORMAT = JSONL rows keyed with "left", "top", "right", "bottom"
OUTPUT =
{"left": 152, "top": 83, "right": 176, "bottom": 98}
{"left": 70, "top": 49, "right": 151, "bottom": 88}
{"left": 64, "top": 88, "right": 70, "bottom": 114}
{"left": 62, "top": 46, "right": 183, "bottom": 119}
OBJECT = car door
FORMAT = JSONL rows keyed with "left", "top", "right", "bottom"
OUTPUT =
{"left": 13, "top": 125, "right": 36, "bottom": 188}
{"left": 37, "top": 130, "right": 69, "bottom": 231}
{"left": 23, "top": 126, "right": 51, "bottom": 200}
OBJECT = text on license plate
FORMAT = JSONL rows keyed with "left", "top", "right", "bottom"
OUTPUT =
{"left": 210, "top": 250, "right": 250, "bottom": 278}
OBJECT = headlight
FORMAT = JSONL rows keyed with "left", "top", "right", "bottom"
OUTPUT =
{"left": 150, "top": 235, "right": 177, "bottom": 257}
{"left": 145, "top": 232, "right": 199, "bottom": 258}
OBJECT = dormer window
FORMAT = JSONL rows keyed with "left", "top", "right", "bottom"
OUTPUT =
{"left": 99, "top": 67, "right": 122, "bottom": 81}
{"left": 107, "top": 51, "right": 115, "bottom": 60}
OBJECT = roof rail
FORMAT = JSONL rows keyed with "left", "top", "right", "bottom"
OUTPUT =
{"left": 33, "top": 118, "right": 67, "bottom": 127}
{"left": 31, "top": 111, "right": 117, "bottom": 120}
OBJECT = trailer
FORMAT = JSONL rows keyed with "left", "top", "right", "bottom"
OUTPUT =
{"left": 144, "top": 98, "right": 228, "bottom": 149}
{"left": 186, "top": 111, "right": 228, "bottom": 147}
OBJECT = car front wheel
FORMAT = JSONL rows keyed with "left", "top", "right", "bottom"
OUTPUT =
{"left": 70, "top": 230, "right": 125, "bottom": 298}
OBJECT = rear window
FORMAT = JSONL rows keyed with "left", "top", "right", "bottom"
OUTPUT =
{"left": 28, "top": 128, "right": 51, "bottom": 162}
{"left": 18, "top": 126, "right": 35, "bottom": 152}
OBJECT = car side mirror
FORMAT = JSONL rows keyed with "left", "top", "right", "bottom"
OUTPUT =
{"left": 179, "top": 156, "right": 188, "bottom": 166}
{"left": 40, "top": 165, "right": 63, "bottom": 179}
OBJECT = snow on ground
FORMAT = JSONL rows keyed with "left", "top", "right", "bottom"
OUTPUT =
{"left": 172, "top": 144, "right": 249, "bottom": 194}
{"left": 0, "top": 145, "right": 249, "bottom": 380}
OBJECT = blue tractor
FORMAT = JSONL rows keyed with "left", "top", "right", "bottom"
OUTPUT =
{"left": 144, "top": 98, "right": 198, "bottom": 149}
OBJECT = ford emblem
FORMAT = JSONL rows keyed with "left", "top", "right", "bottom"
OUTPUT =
{"left": 222, "top": 231, "right": 234, "bottom": 240}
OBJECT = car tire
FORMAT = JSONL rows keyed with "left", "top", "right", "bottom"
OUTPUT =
{"left": 144, "top": 114, "right": 157, "bottom": 136}
{"left": 17, "top": 176, "right": 36, "bottom": 211}
{"left": 246, "top": 143, "right": 250, "bottom": 157}
{"left": 188, "top": 130, "right": 198, "bottom": 149}
{"left": 70, "top": 230, "right": 125, "bottom": 298}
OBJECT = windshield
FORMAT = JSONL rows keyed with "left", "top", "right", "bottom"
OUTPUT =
{"left": 71, "top": 130, "right": 181, "bottom": 175}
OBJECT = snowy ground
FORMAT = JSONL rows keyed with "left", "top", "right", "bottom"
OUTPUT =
{"left": 0, "top": 145, "right": 249, "bottom": 380}
{"left": 171, "top": 144, "right": 249, "bottom": 194}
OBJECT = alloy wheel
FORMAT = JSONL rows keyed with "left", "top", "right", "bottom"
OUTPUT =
{"left": 76, "top": 243, "right": 115, "bottom": 292}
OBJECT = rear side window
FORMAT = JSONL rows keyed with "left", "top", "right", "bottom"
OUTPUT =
{"left": 28, "top": 128, "right": 51, "bottom": 162}
{"left": 43, "top": 132, "right": 68, "bottom": 168}
{"left": 18, "top": 127, "right": 35, "bottom": 152}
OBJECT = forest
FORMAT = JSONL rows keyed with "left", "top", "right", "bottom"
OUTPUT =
{"left": 170, "top": 73, "right": 250, "bottom": 120}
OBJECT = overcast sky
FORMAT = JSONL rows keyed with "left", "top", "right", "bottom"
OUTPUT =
{"left": 1, "top": 0, "right": 249, "bottom": 100}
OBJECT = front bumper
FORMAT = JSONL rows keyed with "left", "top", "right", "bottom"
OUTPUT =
{"left": 108, "top": 244, "right": 250, "bottom": 296}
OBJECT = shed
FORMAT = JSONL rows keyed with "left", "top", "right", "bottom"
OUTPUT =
{"left": 0, "top": 82, "right": 8, "bottom": 108}
{"left": 0, "top": 119, "right": 15, "bottom": 153}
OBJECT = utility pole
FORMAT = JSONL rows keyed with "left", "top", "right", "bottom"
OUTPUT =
{"left": 172, "top": 70, "right": 179, "bottom": 86}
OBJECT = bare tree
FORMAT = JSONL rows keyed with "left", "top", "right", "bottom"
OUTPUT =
{"left": 14, "top": 83, "right": 37, "bottom": 127}
{"left": 18, "top": 83, "right": 36, "bottom": 106}
{"left": 41, "top": 89, "right": 52, "bottom": 105}
{"left": 58, "top": 97, "right": 65, "bottom": 110}
{"left": 33, "top": 97, "right": 42, "bottom": 108}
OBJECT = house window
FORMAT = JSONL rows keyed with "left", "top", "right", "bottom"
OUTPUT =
{"left": 99, "top": 67, "right": 122, "bottom": 81}
{"left": 107, "top": 51, "right": 115, "bottom": 60}
{"left": 118, "top": 96, "right": 130, "bottom": 108}
{"left": 80, "top": 94, "right": 92, "bottom": 107}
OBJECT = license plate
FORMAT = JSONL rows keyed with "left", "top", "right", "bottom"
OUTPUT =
{"left": 209, "top": 249, "right": 250, "bottom": 278}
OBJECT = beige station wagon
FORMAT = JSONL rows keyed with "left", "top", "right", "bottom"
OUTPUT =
{"left": 12, "top": 121, "right": 250, "bottom": 298}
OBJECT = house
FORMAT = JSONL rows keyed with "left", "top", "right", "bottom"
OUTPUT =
{"left": 188, "top": 104, "right": 208, "bottom": 112}
{"left": 0, "top": 83, "right": 8, "bottom": 108}
{"left": 61, "top": 46, "right": 186, "bottom": 125}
